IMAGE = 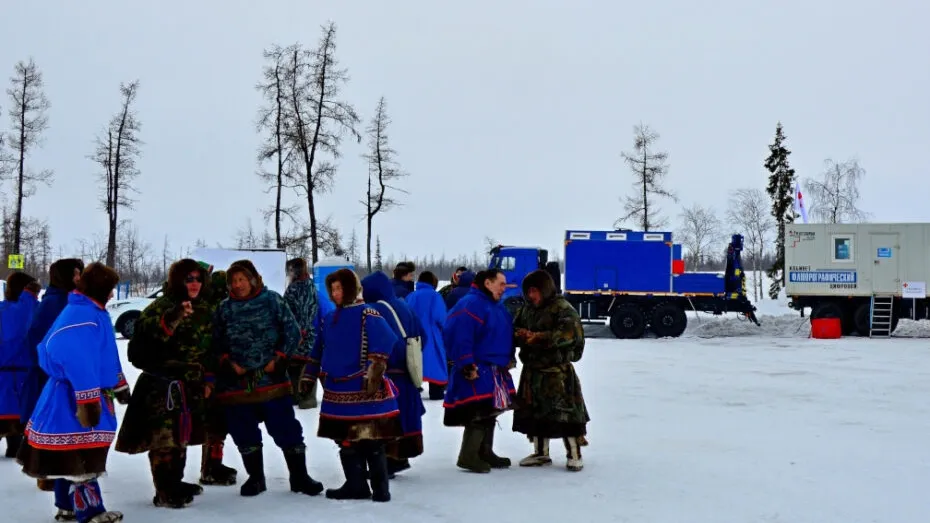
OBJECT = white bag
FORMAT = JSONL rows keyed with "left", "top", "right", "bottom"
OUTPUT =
{"left": 377, "top": 301, "right": 424, "bottom": 388}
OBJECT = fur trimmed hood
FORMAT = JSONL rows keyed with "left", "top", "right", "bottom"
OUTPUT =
{"left": 325, "top": 268, "right": 361, "bottom": 307}
{"left": 227, "top": 259, "right": 264, "bottom": 298}
{"left": 168, "top": 258, "right": 206, "bottom": 300}
{"left": 521, "top": 269, "right": 558, "bottom": 303}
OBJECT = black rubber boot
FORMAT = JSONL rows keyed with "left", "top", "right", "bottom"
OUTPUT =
{"left": 387, "top": 457, "right": 411, "bottom": 476}
{"left": 283, "top": 445, "right": 323, "bottom": 496}
{"left": 428, "top": 383, "right": 445, "bottom": 401}
{"left": 365, "top": 443, "right": 391, "bottom": 503}
{"left": 4, "top": 434, "right": 22, "bottom": 458}
{"left": 457, "top": 424, "right": 491, "bottom": 473}
{"left": 325, "top": 446, "right": 371, "bottom": 500}
{"left": 199, "top": 441, "right": 237, "bottom": 486}
{"left": 239, "top": 448, "right": 267, "bottom": 497}
{"left": 478, "top": 422, "right": 511, "bottom": 468}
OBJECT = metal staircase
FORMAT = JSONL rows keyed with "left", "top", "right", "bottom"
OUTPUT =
{"left": 869, "top": 295, "right": 895, "bottom": 338}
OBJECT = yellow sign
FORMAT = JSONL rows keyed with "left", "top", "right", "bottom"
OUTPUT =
{"left": 7, "top": 254, "right": 24, "bottom": 269}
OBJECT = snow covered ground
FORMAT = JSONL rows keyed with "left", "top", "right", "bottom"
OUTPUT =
{"left": 2, "top": 275, "right": 929, "bottom": 522}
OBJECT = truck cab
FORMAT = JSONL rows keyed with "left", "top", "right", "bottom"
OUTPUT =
{"left": 487, "top": 245, "right": 560, "bottom": 312}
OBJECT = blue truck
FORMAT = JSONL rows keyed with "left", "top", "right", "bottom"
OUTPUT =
{"left": 486, "top": 229, "right": 759, "bottom": 338}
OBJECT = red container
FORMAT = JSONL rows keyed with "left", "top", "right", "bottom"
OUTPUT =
{"left": 810, "top": 318, "right": 842, "bottom": 339}
{"left": 672, "top": 259, "right": 685, "bottom": 275}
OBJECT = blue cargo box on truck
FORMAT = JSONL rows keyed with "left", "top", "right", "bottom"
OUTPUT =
{"left": 486, "top": 229, "right": 759, "bottom": 339}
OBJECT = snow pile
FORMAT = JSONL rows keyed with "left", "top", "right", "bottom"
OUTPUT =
{"left": 687, "top": 313, "right": 810, "bottom": 338}
{"left": 892, "top": 319, "right": 930, "bottom": 338}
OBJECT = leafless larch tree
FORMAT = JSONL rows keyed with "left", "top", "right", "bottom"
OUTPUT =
{"left": 616, "top": 123, "right": 677, "bottom": 231}
{"left": 280, "top": 22, "right": 361, "bottom": 264}
{"left": 5, "top": 58, "right": 52, "bottom": 255}
{"left": 363, "top": 96, "right": 408, "bottom": 272}
{"left": 91, "top": 80, "right": 142, "bottom": 267}
{"left": 805, "top": 158, "right": 869, "bottom": 223}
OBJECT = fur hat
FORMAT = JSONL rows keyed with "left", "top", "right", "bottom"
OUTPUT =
{"left": 167, "top": 258, "right": 206, "bottom": 300}
{"left": 77, "top": 263, "right": 120, "bottom": 306}
{"left": 521, "top": 269, "right": 557, "bottom": 301}
{"left": 227, "top": 259, "right": 263, "bottom": 291}
{"left": 49, "top": 258, "right": 85, "bottom": 291}
{"left": 5, "top": 271, "right": 37, "bottom": 301}
{"left": 325, "top": 268, "right": 361, "bottom": 307}
{"left": 286, "top": 258, "right": 309, "bottom": 279}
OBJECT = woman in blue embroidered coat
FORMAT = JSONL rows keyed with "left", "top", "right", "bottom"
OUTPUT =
{"left": 405, "top": 271, "right": 449, "bottom": 400}
{"left": 17, "top": 263, "right": 130, "bottom": 523}
{"left": 307, "top": 268, "right": 402, "bottom": 502}
{"left": 362, "top": 270, "right": 427, "bottom": 476}
{"left": 0, "top": 271, "right": 41, "bottom": 458}
{"left": 212, "top": 260, "right": 322, "bottom": 498}
{"left": 443, "top": 269, "right": 517, "bottom": 473}
{"left": 18, "top": 259, "right": 84, "bottom": 493}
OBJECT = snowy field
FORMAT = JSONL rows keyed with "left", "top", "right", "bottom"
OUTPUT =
{"left": 2, "top": 276, "right": 929, "bottom": 522}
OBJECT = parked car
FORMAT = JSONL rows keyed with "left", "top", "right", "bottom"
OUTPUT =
{"left": 107, "top": 288, "right": 161, "bottom": 339}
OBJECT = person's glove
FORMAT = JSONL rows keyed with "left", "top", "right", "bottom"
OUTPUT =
{"left": 364, "top": 360, "right": 387, "bottom": 396}
{"left": 76, "top": 402, "right": 102, "bottom": 428}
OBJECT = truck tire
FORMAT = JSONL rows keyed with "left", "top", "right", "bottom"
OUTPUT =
{"left": 116, "top": 310, "right": 141, "bottom": 340}
{"left": 651, "top": 303, "right": 688, "bottom": 338}
{"left": 609, "top": 305, "right": 646, "bottom": 339}
{"left": 854, "top": 303, "right": 871, "bottom": 336}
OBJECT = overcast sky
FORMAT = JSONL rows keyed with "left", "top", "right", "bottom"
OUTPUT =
{"left": 1, "top": 0, "right": 927, "bottom": 262}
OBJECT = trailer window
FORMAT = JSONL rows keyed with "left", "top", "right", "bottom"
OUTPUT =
{"left": 832, "top": 236, "right": 854, "bottom": 262}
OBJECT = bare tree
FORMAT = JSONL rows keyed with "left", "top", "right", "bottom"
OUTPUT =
{"left": 484, "top": 236, "right": 499, "bottom": 253}
{"left": 346, "top": 229, "right": 360, "bottom": 266}
{"left": 363, "top": 97, "right": 407, "bottom": 272}
{"left": 805, "top": 158, "right": 869, "bottom": 223}
{"left": 281, "top": 23, "right": 362, "bottom": 264}
{"left": 256, "top": 46, "right": 302, "bottom": 248}
{"left": 616, "top": 123, "right": 677, "bottom": 231}
{"left": 116, "top": 222, "right": 152, "bottom": 293}
{"left": 92, "top": 80, "right": 142, "bottom": 267}
{"left": 677, "top": 204, "right": 721, "bottom": 269}
{"left": 6, "top": 58, "right": 52, "bottom": 254}
{"left": 727, "top": 188, "right": 774, "bottom": 302}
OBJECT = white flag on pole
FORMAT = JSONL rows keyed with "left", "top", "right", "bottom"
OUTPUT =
{"left": 794, "top": 181, "right": 809, "bottom": 224}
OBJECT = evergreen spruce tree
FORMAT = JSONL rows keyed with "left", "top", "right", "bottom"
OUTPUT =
{"left": 374, "top": 235, "right": 383, "bottom": 272}
{"left": 764, "top": 122, "right": 796, "bottom": 300}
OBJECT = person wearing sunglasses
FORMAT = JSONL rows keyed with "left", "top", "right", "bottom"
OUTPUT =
{"left": 114, "top": 259, "right": 222, "bottom": 508}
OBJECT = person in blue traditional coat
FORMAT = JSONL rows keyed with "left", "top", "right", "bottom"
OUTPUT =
{"left": 307, "top": 268, "right": 403, "bottom": 502}
{"left": 361, "top": 270, "right": 427, "bottom": 477}
{"left": 17, "top": 263, "right": 130, "bottom": 523}
{"left": 212, "top": 260, "right": 323, "bottom": 498}
{"left": 406, "top": 271, "right": 449, "bottom": 400}
{"left": 443, "top": 268, "right": 517, "bottom": 473}
{"left": 18, "top": 259, "right": 84, "bottom": 492}
{"left": 1, "top": 271, "right": 41, "bottom": 459}
{"left": 391, "top": 261, "right": 416, "bottom": 298}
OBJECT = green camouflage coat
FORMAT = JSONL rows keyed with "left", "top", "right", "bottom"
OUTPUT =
{"left": 512, "top": 295, "right": 590, "bottom": 438}
{"left": 115, "top": 293, "right": 217, "bottom": 453}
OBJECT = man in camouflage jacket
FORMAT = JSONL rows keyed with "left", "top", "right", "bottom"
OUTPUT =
{"left": 283, "top": 258, "right": 319, "bottom": 409}
{"left": 512, "top": 269, "right": 590, "bottom": 472}
{"left": 438, "top": 266, "right": 468, "bottom": 300}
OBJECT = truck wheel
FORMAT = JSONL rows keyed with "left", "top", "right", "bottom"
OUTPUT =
{"left": 811, "top": 302, "right": 842, "bottom": 320}
{"left": 609, "top": 305, "right": 646, "bottom": 339}
{"left": 854, "top": 303, "right": 871, "bottom": 336}
{"left": 651, "top": 303, "right": 687, "bottom": 338}
{"left": 116, "top": 310, "right": 141, "bottom": 339}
